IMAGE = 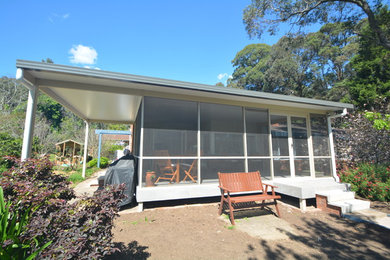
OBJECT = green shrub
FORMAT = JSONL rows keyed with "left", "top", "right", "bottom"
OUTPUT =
{"left": 108, "top": 144, "right": 124, "bottom": 154}
{"left": 87, "top": 157, "right": 109, "bottom": 168}
{"left": 0, "top": 132, "right": 41, "bottom": 169}
{"left": 0, "top": 132, "right": 22, "bottom": 169}
{"left": 339, "top": 162, "right": 390, "bottom": 201}
{"left": 0, "top": 187, "right": 52, "bottom": 259}
{"left": 0, "top": 157, "right": 124, "bottom": 259}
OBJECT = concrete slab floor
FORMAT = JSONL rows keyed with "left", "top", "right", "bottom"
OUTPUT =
{"left": 220, "top": 208, "right": 297, "bottom": 240}
{"left": 344, "top": 208, "right": 390, "bottom": 230}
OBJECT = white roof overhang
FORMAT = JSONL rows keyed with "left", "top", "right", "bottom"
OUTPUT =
{"left": 16, "top": 60, "right": 354, "bottom": 123}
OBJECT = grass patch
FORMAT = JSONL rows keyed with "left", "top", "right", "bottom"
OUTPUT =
{"left": 54, "top": 165, "right": 100, "bottom": 187}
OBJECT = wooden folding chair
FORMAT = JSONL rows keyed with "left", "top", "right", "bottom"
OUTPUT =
{"left": 181, "top": 160, "right": 197, "bottom": 183}
{"left": 154, "top": 150, "right": 180, "bottom": 184}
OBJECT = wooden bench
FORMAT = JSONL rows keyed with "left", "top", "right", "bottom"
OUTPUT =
{"left": 218, "top": 171, "right": 281, "bottom": 225}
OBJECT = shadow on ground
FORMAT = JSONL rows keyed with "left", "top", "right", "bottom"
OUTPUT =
{"left": 104, "top": 241, "right": 151, "bottom": 260}
{"left": 255, "top": 214, "right": 390, "bottom": 260}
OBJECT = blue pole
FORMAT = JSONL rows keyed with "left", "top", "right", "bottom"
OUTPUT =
{"left": 97, "top": 134, "right": 102, "bottom": 168}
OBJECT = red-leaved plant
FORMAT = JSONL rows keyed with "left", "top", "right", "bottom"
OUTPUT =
{"left": 0, "top": 157, "right": 125, "bottom": 259}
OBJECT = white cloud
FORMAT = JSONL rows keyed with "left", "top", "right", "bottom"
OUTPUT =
{"left": 217, "top": 73, "right": 228, "bottom": 80}
{"left": 69, "top": 44, "right": 98, "bottom": 64}
{"left": 48, "top": 13, "right": 70, "bottom": 23}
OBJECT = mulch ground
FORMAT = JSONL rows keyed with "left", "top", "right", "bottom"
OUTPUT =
{"left": 105, "top": 198, "right": 390, "bottom": 260}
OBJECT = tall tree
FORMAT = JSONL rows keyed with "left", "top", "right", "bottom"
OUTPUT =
{"left": 229, "top": 22, "right": 357, "bottom": 99}
{"left": 229, "top": 44, "right": 271, "bottom": 91}
{"left": 265, "top": 34, "right": 323, "bottom": 97}
{"left": 243, "top": 0, "right": 390, "bottom": 50}
{"left": 345, "top": 7, "right": 390, "bottom": 109}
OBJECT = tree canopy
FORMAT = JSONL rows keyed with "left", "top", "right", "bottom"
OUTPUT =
{"left": 229, "top": 21, "right": 357, "bottom": 98}
{"left": 243, "top": 0, "right": 390, "bottom": 50}
{"left": 345, "top": 7, "right": 390, "bottom": 109}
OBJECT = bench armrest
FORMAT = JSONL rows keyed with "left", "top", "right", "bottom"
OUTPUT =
{"left": 263, "top": 183, "right": 278, "bottom": 189}
{"left": 218, "top": 186, "right": 232, "bottom": 194}
{"left": 263, "top": 183, "right": 278, "bottom": 194}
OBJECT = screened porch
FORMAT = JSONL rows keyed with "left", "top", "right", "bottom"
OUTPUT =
{"left": 134, "top": 96, "right": 333, "bottom": 191}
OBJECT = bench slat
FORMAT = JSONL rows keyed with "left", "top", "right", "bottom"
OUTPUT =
{"left": 229, "top": 194, "right": 281, "bottom": 203}
{"left": 218, "top": 171, "right": 264, "bottom": 192}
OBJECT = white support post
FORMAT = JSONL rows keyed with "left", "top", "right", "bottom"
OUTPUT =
{"left": 82, "top": 121, "right": 90, "bottom": 179}
{"left": 138, "top": 202, "right": 144, "bottom": 212}
{"left": 299, "top": 198, "right": 307, "bottom": 211}
{"left": 243, "top": 107, "right": 248, "bottom": 172}
{"left": 327, "top": 117, "right": 339, "bottom": 182}
{"left": 21, "top": 84, "right": 39, "bottom": 160}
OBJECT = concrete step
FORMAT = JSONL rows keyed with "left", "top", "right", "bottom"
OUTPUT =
{"left": 315, "top": 183, "right": 349, "bottom": 192}
{"left": 316, "top": 190, "right": 355, "bottom": 202}
{"left": 328, "top": 199, "right": 371, "bottom": 215}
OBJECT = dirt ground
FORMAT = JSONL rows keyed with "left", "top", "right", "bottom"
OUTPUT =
{"left": 105, "top": 198, "right": 390, "bottom": 260}
{"left": 357, "top": 196, "right": 390, "bottom": 214}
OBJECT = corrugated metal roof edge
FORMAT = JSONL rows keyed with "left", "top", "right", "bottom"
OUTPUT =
{"left": 16, "top": 59, "right": 354, "bottom": 110}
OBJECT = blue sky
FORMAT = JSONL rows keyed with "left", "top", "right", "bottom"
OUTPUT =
{"left": 1, "top": 0, "right": 289, "bottom": 85}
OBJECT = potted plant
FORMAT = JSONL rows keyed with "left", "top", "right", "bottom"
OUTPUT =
{"left": 145, "top": 171, "right": 156, "bottom": 187}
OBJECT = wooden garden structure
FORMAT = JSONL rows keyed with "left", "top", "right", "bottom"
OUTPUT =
{"left": 55, "top": 139, "right": 83, "bottom": 167}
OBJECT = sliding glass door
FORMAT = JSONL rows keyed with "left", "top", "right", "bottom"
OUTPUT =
{"left": 291, "top": 117, "right": 310, "bottom": 177}
{"left": 271, "top": 115, "right": 290, "bottom": 177}
{"left": 271, "top": 114, "right": 310, "bottom": 178}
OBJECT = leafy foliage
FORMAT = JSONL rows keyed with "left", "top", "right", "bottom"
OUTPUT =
{"left": 365, "top": 111, "right": 390, "bottom": 130}
{"left": 229, "top": 22, "right": 357, "bottom": 99}
{"left": 88, "top": 157, "right": 109, "bottom": 168}
{"left": 229, "top": 43, "right": 271, "bottom": 91}
{"left": 108, "top": 144, "right": 125, "bottom": 154}
{"left": 338, "top": 163, "right": 390, "bottom": 201}
{"left": 0, "top": 133, "right": 40, "bottom": 170}
{"left": 0, "top": 187, "right": 52, "bottom": 260}
{"left": 345, "top": 7, "right": 390, "bottom": 109}
{"left": 0, "top": 157, "right": 125, "bottom": 259}
{"left": 37, "top": 95, "right": 64, "bottom": 130}
{"left": 243, "top": 0, "right": 390, "bottom": 50}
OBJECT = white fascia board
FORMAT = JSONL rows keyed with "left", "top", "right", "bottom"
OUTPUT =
{"left": 16, "top": 59, "right": 354, "bottom": 111}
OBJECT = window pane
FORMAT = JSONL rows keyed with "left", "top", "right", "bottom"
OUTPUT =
{"left": 273, "top": 158, "right": 290, "bottom": 177}
{"left": 142, "top": 159, "right": 197, "bottom": 187}
{"left": 200, "top": 159, "right": 245, "bottom": 183}
{"left": 314, "top": 158, "right": 332, "bottom": 177}
{"left": 291, "top": 117, "right": 308, "bottom": 156}
{"left": 311, "top": 114, "right": 330, "bottom": 156}
{"left": 294, "top": 158, "right": 310, "bottom": 177}
{"left": 246, "top": 109, "right": 269, "bottom": 156}
{"left": 248, "top": 159, "right": 271, "bottom": 179}
{"left": 271, "top": 115, "right": 289, "bottom": 156}
{"left": 200, "top": 103, "right": 244, "bottom": 156}
{"left": 143, "top": 97, "right": 197, "bottom": 156}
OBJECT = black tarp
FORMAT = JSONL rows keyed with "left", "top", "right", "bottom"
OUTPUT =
{"left": 104, "top": 154, "right": 136, "bottom": 206}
